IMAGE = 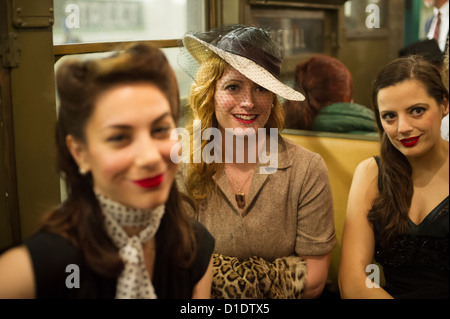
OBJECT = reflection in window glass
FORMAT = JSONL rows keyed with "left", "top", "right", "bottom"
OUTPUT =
{"left": 53, "top": 0, "right": 205, "bottom": 44}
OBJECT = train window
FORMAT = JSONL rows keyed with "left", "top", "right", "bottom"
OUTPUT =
{"left": 249, "top": 9, "right": 326, "bottom": 57}
{"left": 52, "top": 0, "right": 207, "bottom": 128}
{"left": 53, "top": 0, "right": 206, "bottom": 45}
{"left": 242, "top": 3, "right": 342, "bottom": 86}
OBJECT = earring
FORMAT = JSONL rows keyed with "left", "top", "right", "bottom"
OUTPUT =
{"left": 271, "top": 103, "right": 275, "bottom": 108}
{"left": 79, "top": 167, "right": 87, "bottom": 175}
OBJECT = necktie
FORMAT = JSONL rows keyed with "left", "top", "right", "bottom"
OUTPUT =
{"left": 434, "top": 12, "right": 441, "bottom": 42}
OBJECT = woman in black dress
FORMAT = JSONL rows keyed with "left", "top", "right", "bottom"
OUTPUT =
{"left": 339, "top": 55, "right": 449, "bottom": 298}
{"left": 0, "top": 44, "right": 214, "bottom": 299}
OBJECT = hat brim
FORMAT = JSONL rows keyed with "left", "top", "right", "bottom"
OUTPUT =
{"left": 183, "top": 34, "right": 305, "bottom": 101}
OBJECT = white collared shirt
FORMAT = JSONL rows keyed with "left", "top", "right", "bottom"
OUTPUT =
{"left": 442, "top": 113, "right": 449, "bottom": 141}
{"left": 427, "top": 1, "right": 449, "bottom": 52}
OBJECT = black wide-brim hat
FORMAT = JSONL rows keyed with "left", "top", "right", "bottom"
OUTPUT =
{"left": 181, "top": 24, "right": 305, "bottom": 101}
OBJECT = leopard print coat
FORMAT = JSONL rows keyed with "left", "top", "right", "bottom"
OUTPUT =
{"left": 211, "top": 254, "right": 306, "bottom": 299}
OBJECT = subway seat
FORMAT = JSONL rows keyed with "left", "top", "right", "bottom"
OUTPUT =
{"left": 281, "top": 129, "right": 381, "bottom": 297}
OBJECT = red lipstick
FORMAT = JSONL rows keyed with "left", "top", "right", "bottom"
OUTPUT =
{"left": 133, "top": 174, "right": 164, "bottom": 188}
{"left": 400, "top": 136, "right": 420, "bottom": 147}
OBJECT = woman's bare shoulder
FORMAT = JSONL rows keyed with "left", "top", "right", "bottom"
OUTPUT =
{"left": 0, "top": 245, "right": 35, "bottom": 298}
{"left": 354, "top": 157, "right": 379, "bottom": 181}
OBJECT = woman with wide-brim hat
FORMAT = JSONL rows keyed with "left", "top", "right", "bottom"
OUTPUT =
{"left": 177, "top": 24, "right": 336, "bottom": 299}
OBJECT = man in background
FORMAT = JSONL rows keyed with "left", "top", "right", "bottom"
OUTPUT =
{"left": 424, "top": 1, "right": 449, "bottom": 140}
{"left": 424, "top": 0, "right": 449, "bottom": 53}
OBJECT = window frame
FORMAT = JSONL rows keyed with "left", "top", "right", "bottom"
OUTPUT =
{"left": 53, "top": 0, "right": 218, "bottom": 59}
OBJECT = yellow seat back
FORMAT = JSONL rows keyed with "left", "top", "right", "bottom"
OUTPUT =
{"left": 282, "top": 130, "right": 380, "bottom": 295}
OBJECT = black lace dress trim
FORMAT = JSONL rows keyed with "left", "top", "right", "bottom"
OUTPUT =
{"left": 371, "top": 156, "right": 449, "bottom": 298}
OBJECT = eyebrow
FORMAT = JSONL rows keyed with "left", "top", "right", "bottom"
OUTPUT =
{"left": 102, "top": 112, "right": 172, "bottom": 130}
{"left": 222, "top": 78, "right": 244, "bottom": 84}
{"left": 407, "top": 103, "right": 429, "bottom": 109}
{"left": 380, "top": 103, "right": 429, "bottom": 113}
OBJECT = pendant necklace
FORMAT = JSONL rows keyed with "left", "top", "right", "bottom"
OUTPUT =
{"left": 225, "top": 165, "right": 254, "bottom": 209}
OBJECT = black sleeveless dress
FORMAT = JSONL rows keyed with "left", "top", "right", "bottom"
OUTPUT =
{"left": 373, "top": 157, "right": 449, "bottom": 298}
{"left": 24, "top": 215, "right": 215, "bottom": 299}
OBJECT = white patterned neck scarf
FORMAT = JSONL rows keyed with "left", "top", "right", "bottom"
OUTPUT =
{"left": 95, "top": 192, "right": 165, "bottom": 299}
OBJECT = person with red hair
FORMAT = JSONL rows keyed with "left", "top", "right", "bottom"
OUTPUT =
{"left": 284, "top": 55, "right": 377, "bottom": 135}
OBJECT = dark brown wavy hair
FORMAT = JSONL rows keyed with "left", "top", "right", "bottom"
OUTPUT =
{"left": 284, "top": 55, "right": 353, "bottom": 129}
{"left": 368, "top": 55, "right": 448, "bottom": 247}
{"left": 42, "top": 43, "right": 196, "bottom": 278}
